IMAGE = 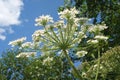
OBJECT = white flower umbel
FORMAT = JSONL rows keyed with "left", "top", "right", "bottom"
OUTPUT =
{"left": 21, "top": 42, "right": 32, "bottom": 48}
{"left": 87, "top": 40, "right": 98, "bottom": 44}
{"left": 54, "top": 20, "right": 64, "bottom": 28}
{"left": 58, "top": 7, "right": 79, "bottom": 19}
{"left": 74, "top": 18, "right": 80, "bottom": 26}
{"left": 32, "top": 30, "right": 45, "bottom": 42}
{"left": 8, "top": 37, "right": 26, "bottom": 47}
{"left": 89, "top": 24, "right": 108, "bottom": 33}
{"left": 35, "top": 15, "right": 53, "bottom": 26}
{"left": 42, "top": 56, "right": 53, "bottom": 65}
{"left": 76, "top": 51, "right": 88, "bottom": 58}
{"left": 16, "top": 52, "right": 36, "bottom": 58}
{"left": 95, "top": 35, "right": 108, "bottom": 40}
{"left": 97, "top": 24, "right": 108, "bottom": 30}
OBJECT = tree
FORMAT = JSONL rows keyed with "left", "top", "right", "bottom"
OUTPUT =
{"left": 78, "top": 46, "right": 120, "bottom": 80}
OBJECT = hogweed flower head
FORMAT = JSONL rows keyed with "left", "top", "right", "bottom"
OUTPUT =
{"left": 16, "top": 52, "right": 36, "bottom": 58}
{"left": 95, "top": 35, "right": 108, "bottom": 40}
{"left": 21, "top": 42, "right": 32, "bottom": 48}
{"left": 32, "top": 30, "right": 45, "bottom": 42}
{"left": 8, "top": 8, "right": 110, "bottom": 79}
{"left": 54, "top": 20, "right": 64, "bottom": 28}
{"left": 8, "top": 7, "right": 109, "bottom": 61}
{"left": 87, "top": 40, "right": 98, "bottom": 44}
{"left": 89, "top": 24, "right": 108, "bottom": 33}
{"left": 35, "top": 15, "right": 53, "bottom": 26}
{"left": 58, "top": 7, "right": 79, "bottom": 20}
{"left": 73, "top": 18, "right": 81, "bottom": 26}
{"left": 76, "top": 51, "right": 88, "bottom": 58}
{"left": 8, "top": 37, "right": 26, "bottom": 47}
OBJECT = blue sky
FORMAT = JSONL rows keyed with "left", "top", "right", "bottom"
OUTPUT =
{"left": 0, "top": 0, "right": 64, "bottom": 56}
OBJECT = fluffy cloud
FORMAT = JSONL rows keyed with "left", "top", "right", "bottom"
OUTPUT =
{"left": 0, "top": 0, "right": 23, "bottom": 40}
{"left": 0, "top": 28, "right": 6, "bottom": 40}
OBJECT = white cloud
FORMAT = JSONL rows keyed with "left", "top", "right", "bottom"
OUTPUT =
{"left": 0, "top": 0, "right": 23, "bottom": 40}
{"left": 0, "top": 28, "right": 6, "bottom": 40}
{"left": 0, "top": 34, "right": 6, "bottom": 40}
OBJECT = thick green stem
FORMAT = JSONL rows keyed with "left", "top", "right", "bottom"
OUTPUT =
{"left": 63, "top": 50, "right": 82, "bottom": 79}
{"left": 95, "top": 46, "right": 100, "bottom": 80}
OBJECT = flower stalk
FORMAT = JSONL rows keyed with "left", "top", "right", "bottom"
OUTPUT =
{"left": 63, "top": 49, "right": 82, "bottom": 79}
{"left": 95, "top": 46, "right": 100, "bottom": 80}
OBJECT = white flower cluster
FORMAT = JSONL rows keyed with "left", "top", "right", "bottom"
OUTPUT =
{"left": 9, "top": 37, "right": 26, "bottom": 47}
{"left": 89, "top": 24, "right": 108, "bottom": 32}
{"left": 32, "top": 30, "right": 45, "bottom": 42}
{"left": 95, "top": 35, "right": 108, "bottom": 40}
{"left": 35, "top": 15, "right": 53, "bottom": 26}
{"left": 85, "top": 24, "right": 108, "bottom": 43}
{"left": 58, "top": 7, "right": 79, "bottom": 19}
{"left": 81, "top": 23, "right": 94, "bottom": 32}
{"left": 87, "top": 40, "right": 98, "bottom": 44}
{"left": 76, "top": 51, "right": 88, "bottom": 58}
{"left": 21, "top": 42, "right": 32, "bottom": 48}
{"left": 43, "top": 57, "right": 53, "bottom": 65}
{"left": 72, "top": 32, "right": 86, "bottom": 43}
{"left": 16, "top": 52, "right": 36, "bottom": 58}
{"left": 54, "top": 20, "right": 64, "bottom": 28}
{"left": 8, "top": 7, "right": 109, "bottom": 63}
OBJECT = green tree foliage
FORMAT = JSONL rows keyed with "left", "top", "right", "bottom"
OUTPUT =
{"left": 0, "top": 50, "right": 74, "bottom": 80}
{"left": 78, "top": 46, "right": 120, "bottom": 80}
{"left": 24, "top": 53, "right": 74, "bottom": 80}
{"left": 0, "top": 50, "right": 30, "bottom": 80}
{"left": 0, "top": 58, "right": 6, "bottom": 80}
{"left": 100, "top": 46, "right": 120, "bottom": 80}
